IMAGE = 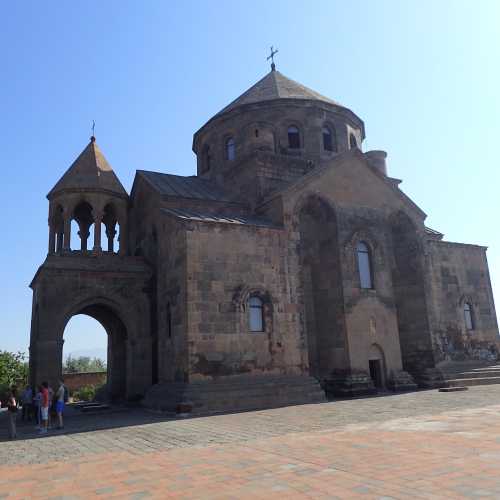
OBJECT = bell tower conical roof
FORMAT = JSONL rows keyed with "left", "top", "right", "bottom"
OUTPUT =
{"left": 47, "top": 137, "right": 127, "bottom": 199}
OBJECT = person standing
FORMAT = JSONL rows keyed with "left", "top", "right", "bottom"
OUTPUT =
{"left": 33, "top": 386, "right": 42, "bottom": 429}
{"left": 6, "top": 387, "right": 18, "bottom": 439}
{"left": 55, "top": 379, "right": 66, "bottom": 429}
{"left": 39, "top": 382, "right": 49, "bottom": 434}
{"left": 47, "top": 384, "right": 54, "bottom": 430}
{"left": 21, "top": 385, "right": 33, "bottom": 422}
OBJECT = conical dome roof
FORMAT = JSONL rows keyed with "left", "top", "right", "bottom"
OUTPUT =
{"left": 48, "top": 138, "right": 127, "bottom": 199}
{"left": 214, "top": 69, "right": 341, "bottom": 119}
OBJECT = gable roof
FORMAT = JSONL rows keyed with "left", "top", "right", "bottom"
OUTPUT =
{"left": 48, "top": 138, "right": 127, "bottom": 199}
{"left": 214, "top": 69, "right": 341, "bottom": 119}
{"left": 136, "top": 170, "right": 235, "bottom": 203}
{"left": 258, "top": 148, "right": 427, "bottom": 220}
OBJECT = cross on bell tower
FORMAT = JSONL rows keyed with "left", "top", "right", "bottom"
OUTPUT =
{"left": 267, "top": 46, "right": 278, "bottom": 71}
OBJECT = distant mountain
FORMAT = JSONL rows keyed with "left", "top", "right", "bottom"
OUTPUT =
{"left": 64, "top": 348, "right": 107, "bottom": 361}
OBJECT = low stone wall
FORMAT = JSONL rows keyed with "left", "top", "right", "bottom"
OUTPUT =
{"left": 63, "top": 372, "right": 107, "bottom": 392}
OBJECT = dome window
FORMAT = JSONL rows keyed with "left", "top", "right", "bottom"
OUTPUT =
{"left": 349, "top": 133, "right": 358, "bottom": 149}
{"left": 288, "top": 126, "right": 301, "bottom": 149}
{"left": 322, "top": 126, "right": 336, "bottom": 152}
{"left": 225, "top": 137, "right": 236, "bottom": 161}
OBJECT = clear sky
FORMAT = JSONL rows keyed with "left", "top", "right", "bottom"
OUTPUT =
{"left": 1, "top": 1, "right": 500, "bottom": 359}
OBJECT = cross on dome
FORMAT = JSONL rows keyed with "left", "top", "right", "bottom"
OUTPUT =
{"left": 267, "top": 46, "right": 278, "bottom": 71}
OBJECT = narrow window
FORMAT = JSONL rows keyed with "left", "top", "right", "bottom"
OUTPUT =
{"left": 357, "top": 241, "right": 373, "bottom": 289}
{"left": 225, "top": 137, "right": 235, "bottom": 161}
{"left": 464, "top": 303, "right": 474, "bottom": 330}
{"left": 202, "top": 145, "right": 211, "bottom": 172}
{"left": 322, "top": 126, "right": 333, "bottom": 152}
{"left": 166, "top": 303, "right": 172, "bottom": 338}
{"left": 249, "top": 296, "right": 264, "bottom": 332}
{"left": 349, "top": 133, "right": 358, "bottom": 149}
{"left": 288, "top": 126, "right": 301, "bottom": 149}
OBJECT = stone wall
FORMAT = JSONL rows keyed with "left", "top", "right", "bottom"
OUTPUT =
{"left": 184, "top": 219, "right": 307, "bottom": 381}
{"left": 427, "top": 240, "right": 500, "bottom": 364}
{"left": 63, "top": 372, "right": 107, "bottom": 392}
{"left": 268, "top": 150, "right": 432, "bottom": 383}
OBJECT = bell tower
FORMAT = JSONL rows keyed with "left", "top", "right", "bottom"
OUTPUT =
{"left": 47, "top": 136, "right": 129, "bottom": 255}
{"left": 29, "top": 137, "right": 153, "bottom": 400}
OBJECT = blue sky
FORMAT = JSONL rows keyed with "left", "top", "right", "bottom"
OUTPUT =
{"left": 1, "top": 1, "right": 499, "bottom": 359}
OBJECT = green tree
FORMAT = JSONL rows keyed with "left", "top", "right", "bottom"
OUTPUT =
{"left": 63, "top": 355, "right": 106, "bottom": 373}
{"left": 0, "top": 351, "right": 29, "bottom": 401}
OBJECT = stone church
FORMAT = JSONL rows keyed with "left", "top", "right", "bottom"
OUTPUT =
{"left": 29, "top": 64, "right": 499, "bottom": 412}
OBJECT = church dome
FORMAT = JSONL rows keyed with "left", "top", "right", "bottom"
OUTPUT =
{"left": 213, "top": 69, "right": 343, "bottom": 119}
{"left": 193, "top": 68, "right": 365, "bottom": 178}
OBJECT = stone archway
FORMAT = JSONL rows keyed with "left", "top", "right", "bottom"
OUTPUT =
{"left": 29, "top": 256, "right": 153, "bottom": 401}
{"left": 390, "top": 211, "right": 434, "bottom": 376}
{"left": 296, "top": 194, "right": 347, "bottom": 379}
{"left": 62, "top": 303, "right": 128, "bottom": 401}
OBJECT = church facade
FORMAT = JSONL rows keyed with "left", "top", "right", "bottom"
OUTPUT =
{"left": 29, "top": 67, "right": 499, "bottom": 412}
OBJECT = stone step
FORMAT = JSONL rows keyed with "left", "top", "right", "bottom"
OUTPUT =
{"left": 143, "top": 375, "right": 326, "bottom": 414}
{"left": 187, "top": 375, "right": 321, "bottom": 390}
{"left": 185, "top": 386, "right": 325, "bottom": 403}
{"left": 193, "top": 393, "right": 327, "bottom": 414}
{"left": 446, "top": 376, "right": 500, "bottom": 388}
{"left": 442, "top": 369, "right": 500, "bottom": 380}
{"left": 80, "top": 404, "right": 111, "bottom": 413}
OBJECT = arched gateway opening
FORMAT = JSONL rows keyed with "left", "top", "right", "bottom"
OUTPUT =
{"left": 60, "top": 303, "right": 127, "bottom": 401}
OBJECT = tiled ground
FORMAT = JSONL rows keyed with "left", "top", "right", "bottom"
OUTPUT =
{"left": 2, "top": 386, "right": 500, "bottom": 498}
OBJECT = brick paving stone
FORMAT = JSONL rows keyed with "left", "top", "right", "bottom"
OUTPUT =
{"left": 2, "top": 386, "right": 500, "bottom": 498}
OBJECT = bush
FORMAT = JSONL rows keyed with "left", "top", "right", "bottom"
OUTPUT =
{"left": 72, "top": 383, "right": 104, "bottom": 402}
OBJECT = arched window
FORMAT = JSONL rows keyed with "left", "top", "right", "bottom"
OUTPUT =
{"left": 349, "top": 133, "right": 358, "bottom": 149}
{"left": 322, "top": 126, "right": 336, "bottom": 152}
{"left": 357, "top": 241, "right": 373, "bottom": 289}
{"left": 225, "top": 137, "right": 235, "bottom": 161}
{"left": 464, "top": 303, "right": 474, "bottom": 330}
{"left": 249, "top": 296, "right": 264, "bottom": 332}
{"left": 288, "top": 126, "right": 301, "bottom": 149}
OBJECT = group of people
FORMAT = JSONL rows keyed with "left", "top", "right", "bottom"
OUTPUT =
{"left": 5, "top": 379, "right": 67, "bottom": 439}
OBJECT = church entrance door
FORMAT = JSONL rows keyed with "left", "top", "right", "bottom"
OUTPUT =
{"left": 369, "top": 359, "right": 383, "bottom": 389}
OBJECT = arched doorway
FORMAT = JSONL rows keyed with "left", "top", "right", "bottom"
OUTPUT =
{"left": 61, "top": 303, "right": 127, "bottom": 401}
{"left": 297, "top": 195, "right": 346, "bottom": 379}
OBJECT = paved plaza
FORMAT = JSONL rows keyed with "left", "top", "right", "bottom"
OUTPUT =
{"left": 2, "top": 386, "right": 500, "bottom": 498}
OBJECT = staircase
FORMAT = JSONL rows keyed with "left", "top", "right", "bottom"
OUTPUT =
{"left": 438, "top": 361, "right": 500, "bottom": 388}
